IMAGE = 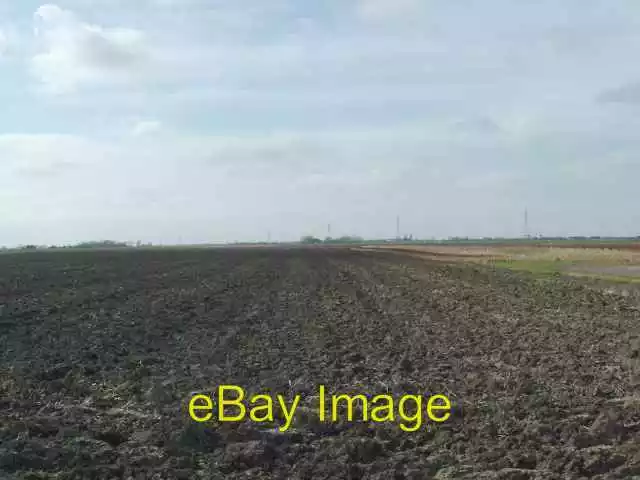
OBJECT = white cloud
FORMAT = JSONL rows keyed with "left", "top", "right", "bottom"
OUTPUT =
{"left": 0, "top": 29, "right": 7, "bottom": 57}
{"left": 597, "top": 81, "right": 640, "bottom": 104}
{"left": 454, "top": 171, "right": 522, "bottom": 190}
{"left": 356, "top": 0, "right": 426, "bottom": 22}
{"left": 0, "top": 134, "right": 112, "bottom": 176}
{"left": 31, "top": 4, "right": 148, "bottom": 93}
{"left": 131, "top": 119, "right": 162, "bottom": 136}
{"left": 0, "top": 25, "right": 19, "bottom": 58}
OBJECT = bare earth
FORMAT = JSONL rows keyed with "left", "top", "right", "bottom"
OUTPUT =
{"left": 1, "top": 248, "right": 639, "bottom": 479}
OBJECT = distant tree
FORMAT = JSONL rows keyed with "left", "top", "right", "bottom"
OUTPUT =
{"left": 74, "top": 240, "right": 129, "bottom": 248}
{"left": 300, "top": 236, "right": 323, "bottom": 244}
{"left": 322, "top": 235, "right": 364, "bottom": 244}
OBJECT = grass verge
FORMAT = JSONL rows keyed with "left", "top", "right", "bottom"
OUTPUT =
{"left": 490, "top": 259, "right": 640, "bottom": 284}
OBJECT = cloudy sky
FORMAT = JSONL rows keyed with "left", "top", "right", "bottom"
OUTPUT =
{"left": 1, "top": 0, "right": 640, "bottom": 245}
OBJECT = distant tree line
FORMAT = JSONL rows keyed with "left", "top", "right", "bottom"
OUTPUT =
{"left": 300, "top": 235, "right": 365, "bottom": 244}
{"left": 72, "top": 240, "right": 130, "bottom": 248}
{"left": 12, "top": 240, "right": 147, "bottom": 251}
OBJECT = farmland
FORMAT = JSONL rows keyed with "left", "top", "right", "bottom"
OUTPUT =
{"left": 362, "top": 243, "right": 640, "bottom": 284}
{"left": 1, "top": 247, "right": 640, "bottom": 479}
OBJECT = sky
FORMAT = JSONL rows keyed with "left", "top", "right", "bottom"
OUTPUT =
{"left": 2, "top": 0, "right": 640, "bottom": 245}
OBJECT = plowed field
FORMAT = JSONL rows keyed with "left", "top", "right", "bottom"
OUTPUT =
{"left": 1, "top": 248, "right": 639, "bottom": 479}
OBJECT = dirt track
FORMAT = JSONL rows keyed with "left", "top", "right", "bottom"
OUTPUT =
{"left": 1, "top": 248, "right": 639, "bottom": 479}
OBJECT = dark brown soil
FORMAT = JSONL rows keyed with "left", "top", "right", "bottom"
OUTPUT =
{"left": 1, "top": 248, "right": 639, "bottom": 479}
